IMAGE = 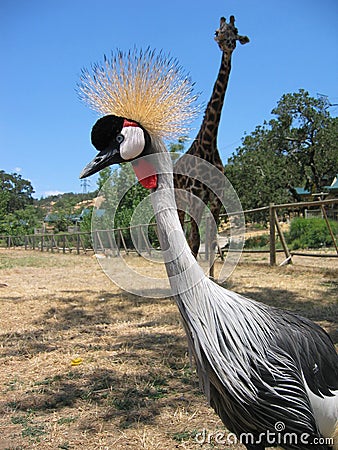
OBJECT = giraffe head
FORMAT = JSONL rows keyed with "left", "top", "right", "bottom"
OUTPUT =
{"left": 214, "top": 15, "right": 249, "bottom": 53}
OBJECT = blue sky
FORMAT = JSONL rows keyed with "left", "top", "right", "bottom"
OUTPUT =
{"left": 1, "top": 0, "right": 337, "bottom": 198}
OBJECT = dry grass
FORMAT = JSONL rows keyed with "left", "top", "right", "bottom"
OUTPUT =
{"left": 0, "top": 248, "right": 337, "bottom": 450}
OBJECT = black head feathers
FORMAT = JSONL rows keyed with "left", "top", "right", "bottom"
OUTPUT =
{"left": 91, "top": 115, "right": 124, "bottom": 151}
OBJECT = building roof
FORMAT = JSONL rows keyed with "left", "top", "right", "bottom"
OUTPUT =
{"left": 328, "top": 175, "right": 338, "bottom": 192}
{"left": 294, "top": 175, "right": 338, "bottom": 196}
{"left": 294, "top": 187, "right": 311, "bottom": 195}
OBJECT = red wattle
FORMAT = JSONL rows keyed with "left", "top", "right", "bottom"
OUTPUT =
{"left": 132, "top": 159, "right": 158, "bottom": 190}
{"left": 123, "top": 119, "right": 138, "bottom": 128}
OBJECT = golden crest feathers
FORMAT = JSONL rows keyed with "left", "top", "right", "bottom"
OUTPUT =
{"left": 77, "top": 48, "right": 199, "bottom": 139}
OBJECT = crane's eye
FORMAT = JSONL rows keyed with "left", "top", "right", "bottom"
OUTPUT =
{"left": 116, "top": 134, "right": 124, "bottom": 144}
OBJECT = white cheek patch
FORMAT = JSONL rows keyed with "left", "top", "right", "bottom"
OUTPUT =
{"left": 120, "top": 126, "right": 145, "bottom": 160}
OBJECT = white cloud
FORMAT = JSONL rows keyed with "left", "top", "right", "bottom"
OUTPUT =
{"left": 14, "top": 167, "right": 22, "bottom": 173}
{"left": 44, "top": 190, "right": 64, "bottom": 197}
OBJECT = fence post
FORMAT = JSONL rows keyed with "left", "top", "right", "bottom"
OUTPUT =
{"left": 205, "top": 216, "right": 210, "bottom": 262}
{"left": 92, "top": 231, "right": 97, "bottom": 253}
{"left": 269, "top": 203, "right": 276, "bottom": 266}
{"left": 119, "top": 229, "right": 129, "bottom": 254}
{"left": 106, "top": 231, "right": 115, "bottom": 256}
{"left": 76, "top": 233, "right": 80, "bottom": 255}
{"left": 116, "top": 231, "right": 121, "bottom": 255}
{"left": 79, "top": 233, "right": 87, "bottom": 254}
{"left": 320, "top": 205, "right": 338, "bottom": 254}
{"left": 274, "top": 210, "right": 292, "bottom": 264}
{"left": 140, "top": 225, "right": 152, "bottom": 256}
{"left": 96, "top": 231, "right": 105, "bottom": 254}
{"left": 136, "top": 225, "right": 142, "bottom": 256}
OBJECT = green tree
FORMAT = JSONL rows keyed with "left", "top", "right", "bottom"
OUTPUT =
{"left": 0, "top": 171, "right": 39, "bottom": 235}
{"left": 169, "top": 136, "right": 187, "bottom": 161}
{"left": 43, "top": 195, "right": 80, "bottom": 233}
{"left": 0, "top": 205, "right": 43, "bottom": 236}
{"left": 97, "top": 167, "right": 112, "bottom": 191}
{"left": 225, "top": 124, "right": 299, "bottom": 216}
{"left": 79, "top": 207, "right": 93, "bottom": 233}
{"left": 225, "top": 90, "right": 338, "bottom": 214}
{"left": 0, "top": 171, "right": 35, "bottom": 215}
{"left": 270, "top": 89, "right": 338, "bottom": 191}
{"left": 99, "top": 163, "right": 150, "bottom": 229}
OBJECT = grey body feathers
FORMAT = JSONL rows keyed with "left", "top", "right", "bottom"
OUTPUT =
{"left": 149, "top": 139, "right": 338, "bottom": 449}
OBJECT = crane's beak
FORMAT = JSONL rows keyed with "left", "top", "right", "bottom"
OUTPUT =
{"left": 79, "top": 147, "right": 123, "bottom": 179}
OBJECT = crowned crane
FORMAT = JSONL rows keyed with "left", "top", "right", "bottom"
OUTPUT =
{"left": 78, "top": 49, "right": 338, "bottom": 450}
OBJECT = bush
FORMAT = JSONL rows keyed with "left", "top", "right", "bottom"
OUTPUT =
{"left": 245, "top": 234, "right": 270, "bottom": 248}
{"left": 287, "top": 217, "right": 338, "bottom": 249}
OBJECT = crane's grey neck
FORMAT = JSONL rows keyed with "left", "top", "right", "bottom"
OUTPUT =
{"left": 145, "top": 137, "right": 205, "bottom": 296}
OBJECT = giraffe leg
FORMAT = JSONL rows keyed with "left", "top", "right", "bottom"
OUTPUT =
{"left": 208, "top": 223, "right": 217, "bottom": 279}
{"left": 208, "top": 200, "right": 222, "bottom": 280}
{"left": 178, "top": 208, "right": 186, "bottom": 232}
{"left": 178, "top": 208, "right": 201, "bottom": 258}
{"left": 188, "top": 218, "right": 200, "bottom": 259}
{"left": 175, "top": 187, "right": 188, "bottom": 233}
{"left": 187, "top": 201, "right": 204, "bottom": 259}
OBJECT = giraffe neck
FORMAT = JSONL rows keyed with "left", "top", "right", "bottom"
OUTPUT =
{"left": 196, "top": 50, "right": 232, "bottom": 148}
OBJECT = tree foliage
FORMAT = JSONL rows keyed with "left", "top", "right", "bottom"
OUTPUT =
{"left": 0, "top": 171, "right": 34, "bottom": 215}
{"left": 0, "top": 171, "right": 40, "bottom": 235}
{"left": 96, "top": 163, "right": 152, "bottom": 236}
{"left": 0, "top": 205, "right": 44, "bottom": 236}
{"left": 225, "top": 124, "right": 299, "bottom": 212}
{"left": 169, "top": 136, "right": 188, "bottom": 161}
{"left": 270, "top": 89, "right": 338, "bottom": 191}
{"left": 225, "top": 90, "right": 338, "bottom": 213}
{"left": 97, "top": 167, "right": 112, "bottom": 192}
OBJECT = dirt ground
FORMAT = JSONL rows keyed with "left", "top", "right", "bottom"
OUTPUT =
{"left": 0, "top": 248, "right": 337, "bottom": 450}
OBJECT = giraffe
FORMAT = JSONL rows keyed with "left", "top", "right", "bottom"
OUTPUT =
{"left": 174, "top": 15, "right": 249, "bottom": 279}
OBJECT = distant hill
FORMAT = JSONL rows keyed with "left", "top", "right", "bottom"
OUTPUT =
{"left": 34, "top": 191, "right": 98, "bottom": 214}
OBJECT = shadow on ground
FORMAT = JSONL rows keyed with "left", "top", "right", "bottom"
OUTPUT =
{"left": 2, "top": 272, "right": 336, "bottom": 437}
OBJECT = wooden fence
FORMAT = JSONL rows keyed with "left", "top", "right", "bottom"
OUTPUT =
{"left": 1, "top": 198, "right": 337, "bottom": 265}
{"left": 0, "top": 231, "right": 92, "bottom": 255}
{"left": 216, "top": 198, "right": 337, "bottom": 265}
{"left": 268, "top": 199, "right": 338, "bottom": 265}
{"left": 0, "top": 222, "right": 160, "bottom": 257}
